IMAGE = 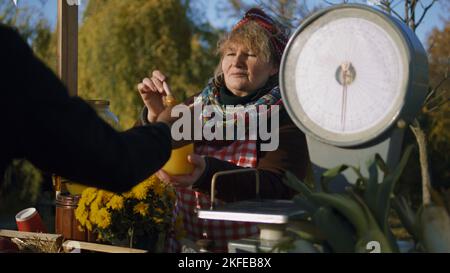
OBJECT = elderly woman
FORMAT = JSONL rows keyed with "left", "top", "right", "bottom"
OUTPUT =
{"left": 137, "top": 8, "right": 309, "bottom": 252}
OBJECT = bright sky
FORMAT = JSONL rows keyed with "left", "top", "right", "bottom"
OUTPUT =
{"left": 12, "top": 0, "right": 449, "bottom": 48}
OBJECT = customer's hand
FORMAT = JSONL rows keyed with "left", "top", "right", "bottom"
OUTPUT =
{"left": 156, "top": 105, "right": 177, "bottom": 127}
{"left": 137, "top": 70, "right": 172, "bottom": 122}
{"left": 156, "top": 154, "right": 206, "bottom": 188}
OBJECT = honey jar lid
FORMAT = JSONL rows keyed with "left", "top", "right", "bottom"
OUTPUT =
{"left": 87, "top": 100, "right": 110, "bottom": 106}
{"left": 56, "top": 193, "right": 81, "bottom": 206}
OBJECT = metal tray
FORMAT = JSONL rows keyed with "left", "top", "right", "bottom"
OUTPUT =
{"left": 198, "top": 199, "right": 307, "bottom": 224}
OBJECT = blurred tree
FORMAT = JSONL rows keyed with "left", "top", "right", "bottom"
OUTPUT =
{"left": 363, "top": 0, "right": 447, "bottom": 205}
{"left": 184, "top": 0, "right": 223, "bottom": 100}
{"left": 78, "top": 0, "right": 219, "bottom": 129}
{"left": 0, "top": 1, "right": 46, "bottom": 40}
{"left": 0, "top": 1, "right": 53, "bottom": 215}
{"left": 424, "top": 21, "right": 450, "bottom": 189}
{"left": 0, "top": 0, "right": 55, "bottom": 70}
{"left": 0, "top": 160, "right": 43, "bottom": 215}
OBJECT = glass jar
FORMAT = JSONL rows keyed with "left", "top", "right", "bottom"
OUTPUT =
{"left": 86, "top": 100, "right": 120, "bottom": 130}
{"left": 55, "top": 193, "right": 95, "bottom": 242}
{"left": 162, "top": 143, "right": 194, "bottom": 175}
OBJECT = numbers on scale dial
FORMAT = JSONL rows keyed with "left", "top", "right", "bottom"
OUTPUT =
{"left": 295, "top": 17, "right": 404, "bottom": 135}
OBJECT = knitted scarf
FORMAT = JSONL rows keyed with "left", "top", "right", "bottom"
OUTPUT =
{"left": 194, "top": 79, "right": 283, "bottom": 132}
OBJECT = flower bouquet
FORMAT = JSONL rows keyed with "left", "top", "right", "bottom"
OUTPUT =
{"left": 75, "top": 175, "right": 176, "bottom": 251}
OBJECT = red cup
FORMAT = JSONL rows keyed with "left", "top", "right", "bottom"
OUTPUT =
{"left": 15, "top": 208, "right": 47, "bottom": 233}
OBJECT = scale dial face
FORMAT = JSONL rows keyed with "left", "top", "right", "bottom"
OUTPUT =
{"left": 281, "top": 7, "right": 409, "bottom": 146}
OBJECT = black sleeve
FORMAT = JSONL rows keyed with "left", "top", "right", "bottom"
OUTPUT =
{"left": 1, "top": 25, "right": 171, "bottom": 193}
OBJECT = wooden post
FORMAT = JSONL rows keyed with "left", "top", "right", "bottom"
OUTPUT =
{"left": 57, "top": 0, "right": 78, "bottom": 97}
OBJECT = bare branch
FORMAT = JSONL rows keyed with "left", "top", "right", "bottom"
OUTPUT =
{"left": 419, "top": 0, "right": 426, "bottom": 9}
{"left": 391, "top": 0, "right": 403, "bottom": 9}
{"left": 425, "top": 90, "right": 450, "bottom": 109}
{"left": 410, "top": 0, "right": 418, "bottom": 30}
{"left": 427, "top": 36, "right": 437, "bottom": 52}
{"left": 379, "top": 0, "right": 392, "bottom": 15}
{"left": 425, "top": 98, "right": 450, "bottom": 113}
{"left": 424, "top": 74, "right": 450, "bottom": 106}
{"left": 323, "top": 0, "right": 337, "bottom": 6}
{"left": 424, "top": 86, "right": 436, "bottom": 105}
{"left": 380, "top": 1, "right": 405, "bottom": 22}
{"left": 430, "top": 74, "right": 450, "bottom": 97}
{"left": 410, "top": 120, "right": 432, "bottom": 206}
{"left": 405, "top": 0, "right": 410, "bottom": 26}
{"left": 416, "top": 0, "right": 437, "bottom": 30}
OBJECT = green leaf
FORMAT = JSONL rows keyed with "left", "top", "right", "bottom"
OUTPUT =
{"left": 310, "top": 192, "right": 369, "bottom": 237}
{"left": 313, "top": 207, "right": 356, "bottom": 253}
{"left": 392, "top": 196, "right": 418, "bottom": 240}
{"left": 283, "top": 171, "right": 313, "bottom": 198}
{"left": 320, "top": 165, "right": 349, "bottom": 193}
{"left": 348, "top": 188, "right": 397, "bottom": 253}
{"left": 292, "top": 195, "right": 318, "bottom": 215}
{"left": 376, "top": 145, "right": 415, "bottom": 243}
{"left": 286, "top": 220, "right": 324, "bottom": 244}
{"left": 364, "top": 157, "right": 379, "bottom": 220}
{"left": 349, "top": 166, "right": 368, "bottom": 186}
{"left": 303, "top": 162, "right": 316, "bottom": 190}
{"left": 374, "top": 153, "right": 390, "bottom": 177}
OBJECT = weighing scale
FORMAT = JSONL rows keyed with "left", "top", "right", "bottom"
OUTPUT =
{"left": 198, "top": 169, "right": 310, "bottom": 253}
{"left": 280, "top": 4, "right": 428, "bottom": 190}
{"left": 198, "top": 4, "right": 429, "bottom": 252}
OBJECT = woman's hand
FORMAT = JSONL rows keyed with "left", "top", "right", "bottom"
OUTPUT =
{"left": 157, "top": 154, "right": 206, "bottom": 188}
{"left": 137, "top": 70, "right": 172, "bottom": 122}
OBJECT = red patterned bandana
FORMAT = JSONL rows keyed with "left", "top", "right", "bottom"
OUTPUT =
{"left": 233, "top": 8, "right": 289, "bottom": 64}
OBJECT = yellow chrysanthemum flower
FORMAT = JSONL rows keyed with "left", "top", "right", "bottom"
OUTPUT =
{"left": 83, "top": 188, "right": 99, "bottom": 205}
{"left": 131, "top": 182, "right": 150, "bottom": 200}
{"left": 167, "top": 188, "right": 176, "bottom": 201}
{"left": 74, "top": 175, "right": 176, "bottom": 244}
{"left": 107, "top": 195, "right": 124, "bottom": 211}
{"left": 153, "top": 217, "right": 164, "bottom": 224}
{"left": 101, "top": 191, "right": 114, "bottom": 203}
{"left": 96, "top": 208, "right": 111, "bottom": 229}
{"left": 122, "top": 190, "right": 134, "bottom": 199}
{"left": 134, "top": 202, "right": 149, "bottom": 217}
{"left": 152, "top": 183, "right": 164, "bottom": 197}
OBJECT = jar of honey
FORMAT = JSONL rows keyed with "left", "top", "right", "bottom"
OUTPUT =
{"left": 86, "top": 100, "right": 121, "bottom": 131}
{"left": 161, "top": 95, "right": 195, "bottom": 176}
{"left": 162, "top": 143, "right": 195, "bottom": 176}
{"left": 55, "top": 193, "right": 95, "bottom": 242}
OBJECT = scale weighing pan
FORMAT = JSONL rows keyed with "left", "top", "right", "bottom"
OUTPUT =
{"left": 198, "top": 169, "right": 308, "bottom": 224}
{"left": 198, "top": 199, "right": 307, "bottom": 224}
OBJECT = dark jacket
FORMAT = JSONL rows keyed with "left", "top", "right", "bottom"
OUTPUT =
{"left": 0, "top": 24, "right": 171, "bottom": 193}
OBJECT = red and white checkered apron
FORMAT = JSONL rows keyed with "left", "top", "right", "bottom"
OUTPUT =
{"left": 167, "top": 140, "right": 259, "bottom": 252}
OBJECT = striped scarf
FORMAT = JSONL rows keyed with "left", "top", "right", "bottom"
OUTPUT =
{"left": 195, "top": 79, "right": 283, "bottom": 130}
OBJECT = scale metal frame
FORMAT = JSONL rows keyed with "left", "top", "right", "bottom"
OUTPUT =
{"left": 197, "top": 169, "right": 308, "bottom": 253}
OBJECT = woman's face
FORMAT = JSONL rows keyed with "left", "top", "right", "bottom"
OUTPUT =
{"left": 221, "top": 43, "right": 278, "bottom": 97}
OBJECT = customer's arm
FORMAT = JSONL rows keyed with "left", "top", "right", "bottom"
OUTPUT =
{"left": 1, "top": 25, "right": 171, "bottom": 193}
